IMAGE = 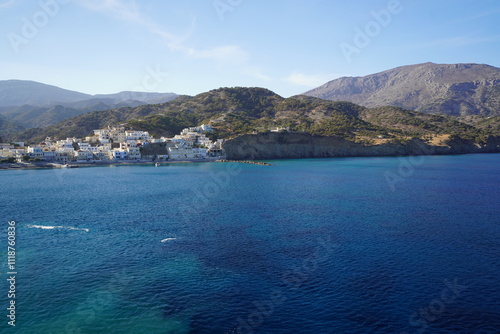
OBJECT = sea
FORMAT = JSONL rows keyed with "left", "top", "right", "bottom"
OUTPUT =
{"left": 1, "top": 154, "right": 499, "bottom": 334}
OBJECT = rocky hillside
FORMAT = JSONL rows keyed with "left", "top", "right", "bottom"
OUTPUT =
{"left": 0, "top": 115, "right": 24, "bottom": 141}
{"left": 6, "top": 87, "right": 497, "bottom": 151}
{"left": 303, "top": 63, "right": 500, "bottom": 116}
{"left": 224, "top": 132, "right": 500, "bottom": 160}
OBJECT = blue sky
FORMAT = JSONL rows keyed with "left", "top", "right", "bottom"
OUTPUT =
{"left": 1, "top": 0, "right": 499, "bottom": 97}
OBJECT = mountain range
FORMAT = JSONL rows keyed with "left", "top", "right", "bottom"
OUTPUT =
{"left": 1, "top": 63, "right": 499, "bottom": 154}
{"left": 0, "top": 80, "right": 177, "bottom": 136}
{"left": 7, "top": 87, "right": 499, "bottom": 150}
{"left": 304, "top": 62, "right": 500, "bottom": 116}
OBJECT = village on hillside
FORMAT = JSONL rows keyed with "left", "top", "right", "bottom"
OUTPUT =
{"left": 0, "top": 124, "right": 226, "bottom": 164}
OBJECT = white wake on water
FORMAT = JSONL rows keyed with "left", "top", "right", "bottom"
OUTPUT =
{"left": 27, "top": 225, "right": 89, "bottom": 232}
{"left": 161, "top": 238, "right": 176, "bottom": 243}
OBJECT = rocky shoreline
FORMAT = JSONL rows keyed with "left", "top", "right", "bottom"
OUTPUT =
{"left": 223, "top": 132, "right": 500, "bottom": 160}
{"left": 0, "top": 158, "right": 220, "bottom": 171}
{"left": 0, "top": 158, "right": 276, "bottom": 171}
{"left": 3, "top": 133, "right": 500, "bottom": 171}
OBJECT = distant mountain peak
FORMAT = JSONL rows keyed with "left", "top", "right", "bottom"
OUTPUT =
{"left": 0, "top": 80, "right": 178, "bottom": 134}
{"left": 0, "top": 80, "right": 91, "bottom": 107}
{"left": 0, "top": 79, "right": 179, "bottom": 107}
{"left": 303, "top": 62, "right": 500, "bottom": 116}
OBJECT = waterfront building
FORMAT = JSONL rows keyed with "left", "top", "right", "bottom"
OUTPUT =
{"left": 2, "top": 124, "right": 224, "bottom": 164}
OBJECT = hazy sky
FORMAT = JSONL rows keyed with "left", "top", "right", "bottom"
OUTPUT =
{"left": 1, "top": 0, "right": 499, "bottom": 97}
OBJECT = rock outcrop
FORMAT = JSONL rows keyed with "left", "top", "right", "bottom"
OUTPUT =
{"left": 224, "top": 132, "right": 500, "bottom": 160}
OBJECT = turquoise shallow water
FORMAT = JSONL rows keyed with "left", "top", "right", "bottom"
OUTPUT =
{"left": 1, "top": 154, "right": 499, "bottom": 333}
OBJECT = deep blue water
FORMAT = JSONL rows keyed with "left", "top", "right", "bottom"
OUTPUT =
{"left": 1, "top": 154, "right": 499, "bottom": 333}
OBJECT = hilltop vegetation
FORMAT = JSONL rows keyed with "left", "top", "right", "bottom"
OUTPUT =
{"left": 471, "top": 116, "right": 500, "bottom": 136}
{"left": 0, "top": 115, "right": 24, "bottom": 141}
{"left": 359, "top": 106, "right": 490, "bottom": 142}
{"left": 6, "top": 87, "right": 499, "bottom": 146}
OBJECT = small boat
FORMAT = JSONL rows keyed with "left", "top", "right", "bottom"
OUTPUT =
{"left": 155, "top": 162, "right": 160, "bottom": 167}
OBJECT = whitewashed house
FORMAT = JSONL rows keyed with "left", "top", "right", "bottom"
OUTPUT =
{"left": 26, "top": 146, "right": 44, "bottom": 159}
{"left": 75, "top": 150, "right": 94, "bottom": 161}
{"left": 192, "top": 148, "right": 207, "bottom": 158}
{"left": 42, "top": 148, "right": 56, "bottom": 161}
{"left": 125, "top": 130, "right": 151, "bottom": 142}
{"left": 197, "top": 135, "right": 213, "bottom": 148}
{"left": 57, "top": 138, "right": 75, "bottom": 149}
{"left": 55, "top": 151, "right": 71, "bottom": 163}
{"left": 0, "top": 144, "right": 14, "bottom": 158}
{"left": 111, "top": 149, "right": 128, "bottom": 160}
{"left": 122, "top": 143, "right": 141, "bottom": 160}
{"left": 199, "top": 124, "right": 213, "bottom": 133}
{"left": 78, "top": 142, "right": 91, "bottom": 150}
{"left": 93, "top": 129, "right": 111, "bottom": 143}
{"left": 168, "top": 144, "right": 195, "bottom": 160}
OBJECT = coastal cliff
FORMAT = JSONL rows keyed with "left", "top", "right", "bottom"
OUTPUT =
{"left": 224, "top": 132, "right": 500, "bottom": 160}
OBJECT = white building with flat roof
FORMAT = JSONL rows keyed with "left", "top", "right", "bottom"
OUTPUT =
{"left": 111, "top": 149, "right": 128, "bottom": 160}
{"left": 26, "top": 146, "right": 44, "bottom": 159}
{"left": 125, "top": 130, "right": 151, "bottom": 141}
{"left": 42, "top": 148, "right": 56, "bottom": 161}
{"left": 57, "top": 138, "right": 75, "bottom": 149}
{"left": 75, "top": 150, "right": 93, "bottom": 161}
{"left": 168, "top": 145, "right": 194, "bottom": 160}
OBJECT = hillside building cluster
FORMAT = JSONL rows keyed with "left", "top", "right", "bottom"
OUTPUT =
{"left": 0, "top": 124, "right": 225, "bottom": 163}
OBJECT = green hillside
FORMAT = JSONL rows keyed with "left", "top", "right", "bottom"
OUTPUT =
{"left": 6, "top": 87, "right": 499, "bottom": 146}
{"left": 0, "top": 115, "right": 24, "bottom": 141}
